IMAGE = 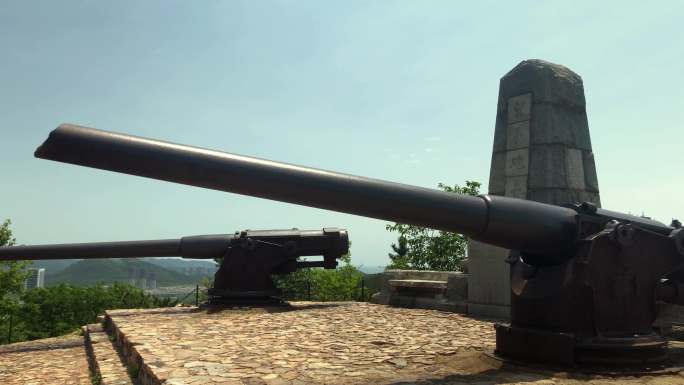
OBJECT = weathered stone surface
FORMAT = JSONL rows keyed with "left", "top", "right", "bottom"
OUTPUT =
{"left": 373, "top": 271, "right": 468, "bottom": 313}
{"left": 506, "top": 120, "right": 530, "bottom": 150}
{"left": 0, "top": 335, "right": 91, "bottom": 385}
{"left": 528, "top": 144, "right": 567, "bottom": 189}
{"left": 487, "top": 152, "right": 506, "bottom": 195}
{"left": 106, "top": 303, "right": 498, "bottom": 385}
{"left": 583, "top": 151, "right": 601, "bottom": 193}
{"left": 530, "top": 104, "right": 592, "bottom": 150}
{"left": 498, "top": 59, "right": 586, "bottom": 108}
{"left": 389, "top": 279, "right": 448, "bottom": 290}
{"left": 105, "top": 304, "right": 684, "bottom": 384}
{"left": 565, "top": 148, "right": 586, "bottom": 189}
{"left": 507, "top": 93, "right": 532, "bottom": 123}
{"left": 85, "top": 324, "right": 133, "bottom": 385}
{"left": 527, "top": 189, "right": 601, "bottom": 206}
{"left": 504, "top": 148, "right": 529, "bottom": 177}
{"left": 467, "top": 241, "right": 510, "bottom": 318}
{"left": 504, "top": 175, "right": 528, "bottom": 199}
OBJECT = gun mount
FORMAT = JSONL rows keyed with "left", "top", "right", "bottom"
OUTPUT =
{"left": 18, "top": 123, "right": 684, "bottom": 366}
{"left": 0, "top": 228, "right": 349, "bottom": 305}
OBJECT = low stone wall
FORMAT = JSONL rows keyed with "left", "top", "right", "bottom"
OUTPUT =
{"left": 371, "top": 270, "right": 468, "bottom": 313}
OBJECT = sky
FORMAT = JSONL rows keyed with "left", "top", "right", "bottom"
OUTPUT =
{"left": 1, "top": 1, "right": 683, "bottom": 268}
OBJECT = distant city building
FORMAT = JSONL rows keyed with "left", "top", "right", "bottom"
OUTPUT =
{"left": 24, "top": 268, "right": 45, "bottom": 289}
{"left": 148, "top": 272, "right": 157, "bottom": 290}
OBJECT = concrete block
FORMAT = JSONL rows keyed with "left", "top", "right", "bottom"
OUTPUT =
{"left": 446, "top": 275, "right": 468, "bottom": 301}
{"left": 528, "top": 144, "right": 567, "bottom": 189}
{"left": 527, "top": 188, "right": 583, "bottom": 205}
{"left": 488, "top": 152, "right": 506, "bottom": 195}
{"left": 492, "top": 114, "right": 508, "bottom": 153}
{"left": 507, "top": 121, "right": 530, "bottom": 150}
{"left": 583, "top": 151, "right": 600, "bottom": 193}
{"left": 507, "top": 93, "right": 532, "bottom": 123}
{"left": 505, "top": 148, "right": 529, "bottom": 177}
{"left": 565, "top": 148, "right": 586, "bottom": 190}
{"left": 530, "top": 104, "right": 592, "bottom": 150}
{"left": 504, "top": 176, "right": 528, "bottom": 199}
{"left": 499, "top": 59, "right": 586, "bottom": 108}
{"left": 467, "top": 240, "right": 510, "bottom": 317}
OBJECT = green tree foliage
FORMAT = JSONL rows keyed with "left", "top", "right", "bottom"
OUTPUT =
{"left": 0, "top": 220, "right": 31, "bottom": 301}
{"left": 387, "top": 236, "right": 410, "bottom": 269}
{"left": 385, "top": 181, "right": 481, "bottom": 271}
{"left": 0, "top": 219, "right": 31, "bottom": 344}
{"left": 273, "top": 243, "right": 370, "bottom": 301}
{"left": 4, "top": 283, "right": 176, "bottom": 344}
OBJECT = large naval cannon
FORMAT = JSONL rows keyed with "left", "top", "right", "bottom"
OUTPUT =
{"left": 7, "top": 123, "right": 684, "bottom": 366}
{"left": 0, "top": 228, "right": 349, "bottom": 305}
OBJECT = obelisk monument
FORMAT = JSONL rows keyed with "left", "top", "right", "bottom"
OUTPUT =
{"left": 467, "top": 59, "right": 601, "bottom": 318}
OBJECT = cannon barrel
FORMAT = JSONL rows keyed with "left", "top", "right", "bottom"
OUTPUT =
{"left": 35, "top": 124, "right": 579, "bottom": 258}
{"left": 0, "top": 229, "right": 349, "bottom": 261}
{"left": 0, "top": 235, "right": 228, "bottom": 260}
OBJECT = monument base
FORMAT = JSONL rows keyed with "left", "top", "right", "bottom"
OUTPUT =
{"left": 467, "top": 240, "right": 511, "bottom": 319}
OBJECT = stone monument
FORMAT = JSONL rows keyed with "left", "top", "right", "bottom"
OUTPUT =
{"left": 468, "top": 59, "right": 601, "bottom": 318}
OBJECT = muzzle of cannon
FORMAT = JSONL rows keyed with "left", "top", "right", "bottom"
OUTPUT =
{"left": 0, "top": 228, "right": 349, "bottom": 305}
{"left": 23, "top": 123, "right": 684, "bottom": 365}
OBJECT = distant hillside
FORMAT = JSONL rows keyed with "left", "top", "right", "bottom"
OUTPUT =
{"left": 145, "top": 258, "right": 218, "bottom": 273}
{"left": 358, "top": 265, "right": 385, "bottom": 274}
{"left": 46, "top": 258, "right": 206, "bottom": 287}
{"left": 29, "top": 259, "right": 79, "bottom": 275}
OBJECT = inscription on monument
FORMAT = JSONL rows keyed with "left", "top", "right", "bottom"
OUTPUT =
{"left": 505, "top": 149, "right": 529, "bottom": 177}
{"left": 507, "top": 93, "right": 532, "bottom": 123}
{"left": 506, "top": 121, "right": 530, "bottom": 150}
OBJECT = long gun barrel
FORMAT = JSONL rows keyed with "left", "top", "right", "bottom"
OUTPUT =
{"left": 36, "top": 124, "right": 579, "bottom": 258}
{"left": 0, "top": 228, "right": 349, "bottom": 305}
{"left": 0, "top": 230, "right": 347, "bottom": 261}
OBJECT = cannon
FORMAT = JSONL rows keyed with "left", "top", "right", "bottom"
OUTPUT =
{"left": 0, "top": 228, "right": 349, "bottom": 305}
{"left": 7, "top": 123, "right": 684, "bottom": 366}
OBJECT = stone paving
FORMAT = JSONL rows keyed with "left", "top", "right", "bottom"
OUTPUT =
{"left": 105, "top": 302, "right": 684, "bottom": 385}
{"left": 85, "top": 323, "right": 133, "bottom": 385}
{"left": 0, "top": 334, "right": 91, "bottom": 385}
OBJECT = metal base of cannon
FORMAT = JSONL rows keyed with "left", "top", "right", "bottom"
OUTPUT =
{"left": 206, "top": 289, "right": 286, "bottom": 307}
{"left": 494, "top": 324, "right": 672, "bottom": 371}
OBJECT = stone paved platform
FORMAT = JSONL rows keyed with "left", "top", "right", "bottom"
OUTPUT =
{"left": 85, "top": 323, "right": 133, "bottom": 385}
{"left": 0, "top": 334, "right": 91, "bottom": 385}
{"left": 105, "top": 302, "right": 684, "bottom": 385}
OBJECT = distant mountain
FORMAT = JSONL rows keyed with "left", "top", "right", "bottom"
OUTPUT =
{"left": 46, "top": 258, "right": 207, "bottom": 287}
{"left": 145, "top": 258, "right": 218, "bottom": 273}
{"left": 357, "top": 265, "right": 386, "bottom": 275}
{"left": 29, "top": 259, "right": 79, "bottom": 275}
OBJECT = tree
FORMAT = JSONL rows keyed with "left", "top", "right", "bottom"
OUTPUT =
{"left": 387, "top": 236, "right": 410, "bottom": 269}
{"left": 0, "top": 219, "right": 31, "bottom": 344}
{"left": 0, "top": 220, "right": 31, "bottom": 299}
{"left": 9, "top": 283, "right": 176, "bottom": 343}
{"left": 385, "top": 181, "right": 481, "bottom": 271}
{"left": 273, "top": 242, "right": 369, "bottom": 301}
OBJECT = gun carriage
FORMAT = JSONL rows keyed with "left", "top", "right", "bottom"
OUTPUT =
{"left": 2, "top": 123, "right": 683, "bottom": 366}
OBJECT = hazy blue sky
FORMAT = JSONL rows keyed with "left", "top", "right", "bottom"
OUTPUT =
{"left": 1, "top": 1, "right": 682, "bottom": 268}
